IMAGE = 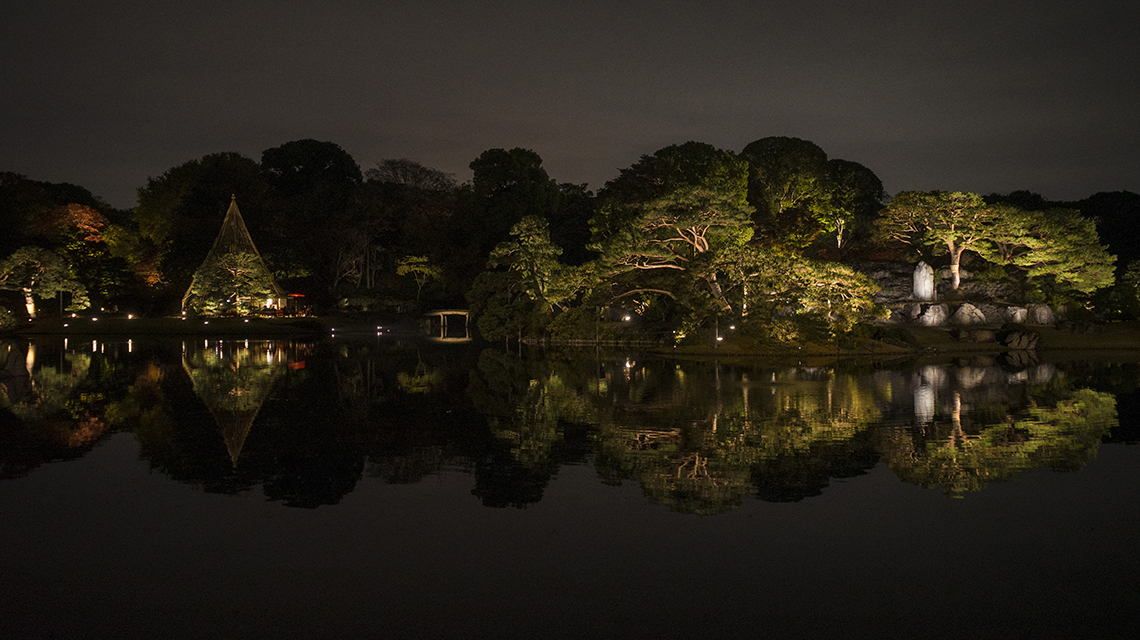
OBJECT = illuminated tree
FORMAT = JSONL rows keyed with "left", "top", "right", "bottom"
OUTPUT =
{"left": 469, "top": 216, "right": 595, "bottom": 341}
{"left": 594, "top": 141, "right": 748, "bottom": 238}
{"left": 740, "top": 136, "right": 830, "bottom": 248}
{"left": 593, "top": 187, "right": 754, "bottom": 312}
{"left": 486, "top": 216, "right": 564, "bottom": 307}
{"left": 396, "top": 255, "right": 443, "bottom": 301}
{"left": 708, "top": 244, "right": 882, "bottom": 332}
{"left": 976, "top": 206, "right": 1116, "bottom": 297}
{"left": 0, "top": 246, "right": 90, "bottom": 318}
{"left": 819, "top": 159, "right": 886, "bottom": 249}
{"left": 184, "top": 252, "right": 275, "bottom": 315}
{"left": 878, "top": 191, "right": 995, "bottom": 290}
{"left": 134, "top": 152, "right": 270, "bottom": 291}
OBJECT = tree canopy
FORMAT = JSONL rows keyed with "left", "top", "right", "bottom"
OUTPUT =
{"left": 0, "top": 246, "right": 90, "bottom": 319}
{"left": 878, "top": 191, "right": 995, "bottom": 290}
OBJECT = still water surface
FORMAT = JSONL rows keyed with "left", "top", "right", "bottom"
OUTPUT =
{"left": 2, "top": 336, "right": 1138, "bottom": 638}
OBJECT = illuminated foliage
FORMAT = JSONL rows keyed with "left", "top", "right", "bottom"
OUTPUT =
{"left": 592, "top": 187, "right": 754, "bottom": 314}
{"left": 880, "top": 389, "right": 1117, "bottom": 497}
{"left": 708, "top": 244, "right": 883, "bottom": 333}
{"left": 0, "top": 246, "right": 90, "bottom": 318}
{"left": 184, "top": 252, "right": 275, "bottom": 315}
{"left": 976, "top": 206, "right": 1116, "bottom": 297}
{"left": 878, "top": 191, "right": 995, "bottom": 289}
{"left": 396, "top": 255, "right": 443, "bottom": 301}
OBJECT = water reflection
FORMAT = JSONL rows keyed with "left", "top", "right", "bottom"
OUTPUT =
{"left": 0, "top": 336, "right": 1131, "bottom": 511}
{"left": 181, "top": 340, "right": 287, "bottom": 467}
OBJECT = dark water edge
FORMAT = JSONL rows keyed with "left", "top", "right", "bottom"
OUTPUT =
{"left": 2, "top": 336, "right": 1139, "bottom": 639}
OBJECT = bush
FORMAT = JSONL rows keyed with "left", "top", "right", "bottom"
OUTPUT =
{"left": 548, "top": 307, "right": 612, "bottom": 341}
{"left": 873, "top": 325, "right": 919, "bottom": 347}
{"left": 0, "top": 305, "right": 15, "bottom": 332}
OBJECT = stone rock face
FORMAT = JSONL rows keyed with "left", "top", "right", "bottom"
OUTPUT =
{"left": 950, "top": 303, "right": 987, "bottom": 325}
{"left": 902, "top": 302, "right": 923, "bottom": 319}
{"left": 955, "top": 329, "right": 995, "bottom": 343}
{"left": 918, "top": 303, "right": 949, "bottom": 326}
{"left": 1005, "top": 307, "right": 1028, "bottom": 323}
{"left": 1004, "top": 350, "right": 1039, "bottom": 368}
{"left": 1029, "top": 304, "right": 1057, "bottom": 325}
{"left": 913, "top": 262, "right": 935, "bottom": 301}
{"left": 978, "top": 303, "right": 1004, "bottom": 323}
{"left": 1003, "top": 330, "right": 1040, "bottom": 350}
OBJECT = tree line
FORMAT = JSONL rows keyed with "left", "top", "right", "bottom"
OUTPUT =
{"left": 2, "top": 136, "right": 1139, "bottom": 339}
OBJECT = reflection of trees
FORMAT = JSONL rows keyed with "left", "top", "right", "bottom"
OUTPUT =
{"left": 467, "top": 354, "right": 883, "bottom": 514}
{"left": 593, "top": 366, "right": 883, "bottom": 513}
{"left": 466, "top": 350, "right": 566, "bottom": 507}
{"left": 880, "top": 388, "right": 1118, "bottom": 497}
{"left": 0, "top": 341, "right": 115, "bottom": 478}
{"left": 182, "top": 342, "right": 283, "bottom": 467}
{"left": 5, "top": 336, "right": 1133, "bottom": 512}
{"left": 134, "top": 340, "right": 370, "bottom": 507}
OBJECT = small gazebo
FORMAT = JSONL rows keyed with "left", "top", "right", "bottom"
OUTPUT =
{"left": 182, "top": 196, "right": 286, "bottom": 314}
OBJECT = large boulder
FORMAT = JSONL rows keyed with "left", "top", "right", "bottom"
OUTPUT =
{"left": 950, "top": 303, "right": 987, "bottom": 325}
{"left": 1028, "top": 304, "right": 1057, "bottom": 325}
{"left": 917, "top": 303, "right": 949, "bottom": 326}
{"left": 978, "top": 303, "right": 1004, "bottom": 323}
{"left": 1003, "top": 330, "right": 1040, "bottom": 350}
{"left": 1005, "top": 307, "right": 1028, "bottom": 323}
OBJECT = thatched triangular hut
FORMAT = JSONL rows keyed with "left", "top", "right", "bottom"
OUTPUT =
{"left": 182, "top": 196, "right": 285, "bottom": 314}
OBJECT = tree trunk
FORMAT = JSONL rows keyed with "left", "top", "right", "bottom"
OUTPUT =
{"left": 23, "top": 288, "right": 37, "bottom": 319}
{"left": 704, "top": 273, "right": 732, "bottom": 313}
{"left": 949, "top": 248, "right": 963, "bottom": 290}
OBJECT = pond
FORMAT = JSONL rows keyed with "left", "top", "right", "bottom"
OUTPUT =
{"left": 2, "top": 335, "right": 1139, "bottom": 639}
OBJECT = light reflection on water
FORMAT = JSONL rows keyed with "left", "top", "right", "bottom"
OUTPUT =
{"left": 2, "top": 336, "right": 1140, "bottom": 637}
{"left": 0, "top": 336, "right": 1132, "bottom": 507}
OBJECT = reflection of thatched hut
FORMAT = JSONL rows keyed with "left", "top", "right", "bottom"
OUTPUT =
{"left": 182, "top": 196, "right": 285, "bottom": 314}
{"left": 182, "top": 343, "right": 283, "bottom": 467}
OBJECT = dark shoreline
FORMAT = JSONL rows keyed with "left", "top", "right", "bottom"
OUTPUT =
{"left": 7, "top": 317, "right": 1140, "bottom": 360}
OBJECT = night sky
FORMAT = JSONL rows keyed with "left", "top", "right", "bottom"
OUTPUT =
{"left": 3, "top": 0, "right": 1138, "bottom": 209}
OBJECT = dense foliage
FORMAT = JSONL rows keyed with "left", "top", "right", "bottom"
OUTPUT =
{"left": 0, "top": 135, "right": 1129, "bottom": 337}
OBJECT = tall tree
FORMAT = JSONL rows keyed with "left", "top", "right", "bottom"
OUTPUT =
{"left": 467, "top": 148, "right": 560, "bottom": 237}
{"left": 820, "top": 159, "right": 886, "bottom": 249}
{"left": 260, "top": 140, "right": 364, "bottom": 296}
{"left": 878, "top": 191, "right": 995, "bottom": 290}
{"left": 587, "top": 142, "right": 753, "bottom": 324}
{"left": 460, "top": 148, "right": 560, "bottom": 286}
{"left": 361, "top": 159, "right": 460, "bottom": 293}
{"left": 365, "top": 158, "right": 457, "bottom": 191}
{"left": 600, "top": 141, "right": 749, "bottom": 206}
{"left": 134, "top": 152, "right": 269, "bottom": 296}
{"left": 739, "top": 136, "right": 830, "bottom": 247}
{"left": 1076, "top": 191, "right": 1140, "bottom": 266}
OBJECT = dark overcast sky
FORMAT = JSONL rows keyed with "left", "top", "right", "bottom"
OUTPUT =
{"left": 2, "top": 0, "right": 1138, "bottom": 209}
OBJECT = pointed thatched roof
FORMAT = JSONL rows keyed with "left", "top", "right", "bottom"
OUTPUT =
{"left": 182, "top": 195, "right": 284, "bottom": 311}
